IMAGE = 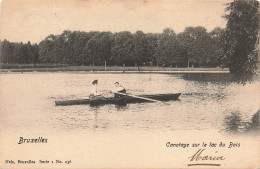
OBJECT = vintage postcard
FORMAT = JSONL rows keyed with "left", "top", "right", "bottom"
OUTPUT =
{"left": 0, "top": 0, "right": 259, "bottom": 168}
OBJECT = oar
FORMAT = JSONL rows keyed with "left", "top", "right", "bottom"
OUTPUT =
{"left": 114, "top": 92, "right": 169, "bottom": 104}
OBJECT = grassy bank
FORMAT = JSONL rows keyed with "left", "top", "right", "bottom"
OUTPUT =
{"left": 0, "top": 64, "right": 229, "bottom": 73}
{"left": 0, "top": 63, "right": 68, "bottom": 69}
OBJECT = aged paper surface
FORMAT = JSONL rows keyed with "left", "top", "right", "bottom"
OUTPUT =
{"left": 0, "top": 0, "right": 259, "bottom": 169}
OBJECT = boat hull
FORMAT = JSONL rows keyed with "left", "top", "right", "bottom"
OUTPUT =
{"left": 55, "top": 93, "right": 181, "bottom": 106}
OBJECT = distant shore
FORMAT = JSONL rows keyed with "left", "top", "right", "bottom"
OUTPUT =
{"left": 0, "top": 64, "right": 229, "bottom": 73}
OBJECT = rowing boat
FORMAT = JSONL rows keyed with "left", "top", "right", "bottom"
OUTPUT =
{"left": 55, "top": 93, "right": 181, "bottom": 106}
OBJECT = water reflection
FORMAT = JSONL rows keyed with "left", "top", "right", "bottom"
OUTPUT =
{"left": 183, "top": 73, "right": 233, "bottom": 82}
{"left": 183, "top": 73, "right": 260, "bottom": 84}
{"left": 251, "top": 110, "right": 260, "bottom": 131}
{"left": 89, "top": 103, "right": 128, "bottom": 110}
{"left": 224, "top": 110, "right": 260, "bottom": 134}
{"left": 115, "top": 104, "right": 128, "bottom": 110}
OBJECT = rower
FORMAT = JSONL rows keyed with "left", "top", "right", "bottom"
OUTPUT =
{"left": 89, "top": 80, "right": 104, "bottom": 100}
{"left": 111, "top": 82, "right": 126, "bottom": 98}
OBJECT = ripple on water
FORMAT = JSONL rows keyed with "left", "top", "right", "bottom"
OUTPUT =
{"left": 0, "top": 73, "right": 259, "bottom": 134}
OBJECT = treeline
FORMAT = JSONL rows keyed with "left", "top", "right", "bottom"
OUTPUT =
{"left": 0, "top": 41, "right": 39, "bottom": 64}
{"left": 0, "top": 26, "right": 225, "bottom": 67}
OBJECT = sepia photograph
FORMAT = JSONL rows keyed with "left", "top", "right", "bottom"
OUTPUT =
{"left": 0, "top": 0, "right": 259, "bottom": 168}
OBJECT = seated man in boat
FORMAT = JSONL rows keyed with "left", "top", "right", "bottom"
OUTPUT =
{"left": 89, "top": 80, "right": 104, "bottom": 100}
{"left": 111, "top": 82, "right": 126, "bottom": 98}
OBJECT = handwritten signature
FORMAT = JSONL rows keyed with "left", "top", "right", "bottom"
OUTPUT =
{"left": 188, "top": 148, "right": 225, "bottom": 166}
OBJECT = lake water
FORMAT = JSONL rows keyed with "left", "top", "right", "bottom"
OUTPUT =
{"left": 0, "top": 72, "right": 259, "bottom": 134}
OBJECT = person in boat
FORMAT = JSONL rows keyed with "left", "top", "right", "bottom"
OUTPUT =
{"left": 89, "top": 80, "right": 104, "bottom": 100}
{"left": 111, "top": 82, "right": 126, "bottom": 98}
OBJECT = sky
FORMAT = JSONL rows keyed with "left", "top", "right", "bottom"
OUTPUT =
{"left": 0, "top": 0, "right": 232, "bottom": 43}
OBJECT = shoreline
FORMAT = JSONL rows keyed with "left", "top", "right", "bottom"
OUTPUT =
{"left": 0, "top": 70, "right": 230, "bottom": 74}
{"left": 0, "top": 65, "right": 229, "bottom": 74}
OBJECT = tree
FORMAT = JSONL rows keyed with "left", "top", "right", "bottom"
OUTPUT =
{"left": 209, "top": 27, "right": 225, "bottom": 67}
{"left": 96, "top": 32, "right": 113, "bottom": 65}
{"left": 154, "top": 28, "right": 178, "bottom": 67}
{"left": 38, "top": 34, "right": 58, "bottom": 63}
{"left": 111, "top": 31, "right": 134, "bottom": 66}
{"left": 0, "top": 40, "right": 14, "bottom": 64}
{"left": 59, "top": 30, "right": 74, "bottom": 64}
{"left": 133, "top": 31, "right": 148, "bottom": 66}
{"left": 13, "top": 43, "right": 26, "bottom": 64}
{"left": 146, "top": 33, "right": 158, "bottom": 66}
{"left": 24, "top": 41, "right": 34, "bottom": 64}
{"left": 84, "top": 31, "right": 101, "bottom": 66}
{"left": 72, "top": 31, "right": 90, "bottom": 65}
{"left": 223, "top": 0, "right": 259, "bottom": 82}
{"left": 178, "top": 26, "right": 215, "bottom": 67}
{"left": 32, "top": 44, "right": 39, "bottom": 65}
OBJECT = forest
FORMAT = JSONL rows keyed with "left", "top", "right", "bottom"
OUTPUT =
{"left": 0, "top": 26, "right": 224, "bottom": 68}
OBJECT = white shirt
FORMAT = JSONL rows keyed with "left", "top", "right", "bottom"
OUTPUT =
{"left": 90, "top": 85, "right": 100, "bottom": 96}
{"left": 111, "top": 85, "right": 125, "bottom": 93}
